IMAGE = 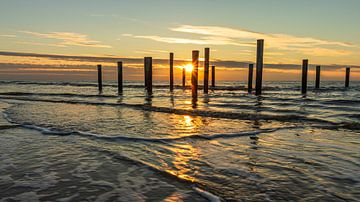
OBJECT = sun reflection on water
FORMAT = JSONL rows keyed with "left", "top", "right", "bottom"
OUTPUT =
{"left": 160, "top": 115, "right": 203, "bottom": 182}
{"left": 183, "top": 115, "right": 193, "bottom": 126}
{"left": 165, "top": 143, "right": 200, "bottom": 182}
{"left": 176, "top": 115, "right": 200, "bottom": 131}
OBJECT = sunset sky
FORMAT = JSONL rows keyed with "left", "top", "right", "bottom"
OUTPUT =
{"left": 0, "top": 0, "right": 359, "bottom": 81}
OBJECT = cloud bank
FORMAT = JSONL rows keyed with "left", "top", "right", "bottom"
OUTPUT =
{"left": 124, "top": 24, "right": 355, "bottom": 56}
{"left": 20, "top": 31, "right": 111, "bottom": 48}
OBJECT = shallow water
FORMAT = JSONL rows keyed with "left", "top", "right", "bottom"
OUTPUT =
{"left": 0, "top": 80, "right": 359, "bottom": 201}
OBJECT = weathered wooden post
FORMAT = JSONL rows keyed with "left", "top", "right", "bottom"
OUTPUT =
{"left": 170, "top": 53, "right": 174, "bottom": 92}
{"left": 192, "top": 50, "right": 199, "bottom": 100}
{"left": 255, "top": 39, "right": 264, "bottom": 95}
{"left": 182, "top": 66, "right": 186, "bottom": 88}
{"left": 248, "top": 64, "right": 254, "bottom": 93}
{"left": 144, "top": 58, "right": 148, "bottom": 88}
{"left": 117, "top": 61, "right": 123, "bottom": 94}
{"left": 302, "top": 59, "right": 308, "bottom": 94}
{"left": 315, "top": 65, "right": 321, "bottom": 89}
{"left": 211, "top": 65, "right": 215, "bottom": 88}
{"left": 345, "top": 67, "right": 350, "bottom": 88}
{"left": 144, "top": 57, "right": 152, "bottom": 95}
{"left": 97, "top": 64, "right": 103, "bottom": 93}
{"left": 204, "top": 48, "right": 210, "bottom": 94}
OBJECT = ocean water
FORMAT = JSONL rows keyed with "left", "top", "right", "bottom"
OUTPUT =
{"left": 0, "top": 80, "right": 359, "bottom": 201}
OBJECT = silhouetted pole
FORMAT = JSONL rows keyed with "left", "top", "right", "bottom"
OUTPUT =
{"left": 255, "top": 39, "right": 264, "bottom": 95}
{"left": 211, "top": 65, "right": 215, "bottom": 88}
{"left": 97, "top": 64, "right": 103, "bottom": 93}
{"left": 144, "top": 57, "right": 152, "bottom": 95}
{"left": 248, "top": 64, "right": 254, "bottom": 93}
{"left": 315, "top": 65, "right": 321, "bottom": 89}
{"left": 301, "top": 59, "right": 308, "bottom": 94}
{"left": 345, "top": 67, "right": 350, "bottom": 88}
{"left": 117, "top": 62, "right": 123, "bottom": 94}
{"left": 182, "top": 66, "right": 186, "bottom": 87}
{"left": 192, "top": 50, "right": 199, "bottom": 100}
{"left": 144, "top": 58, "right": 148, "bottom": 88}
{"left": 170, "top": 53, "right": 174, "bottom": 92}
{"left": 204, "top": 48, "right": 210, "bottom": 94}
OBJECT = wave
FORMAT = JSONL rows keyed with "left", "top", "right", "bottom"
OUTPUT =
{"left": 2, "top": 92, "right": 358, "bottom": 114}
{"left": 1, "top": 103, "right": 304, "bottom": 142}
{"left": 0, "top": 95, "right": 321, "bottom": 121}
{"left": 14, "top": 120, "right": 350, "bottom": 202}
{"left": 8, "top": 121, "right": 296, "bottom": 143}
{"left": 1, "top": 95, "right": 358, "bottom": 131}
{"left": 4, "top": 111, "right": 285, "bottom": 201}
{"left": 1, "top": 119, "right": 224, "bottom": 201}
{"left": 193, "top": 187, "right": 221, "bottom": 202}
{"left": 320, "top": 99, "right": 360, "bottom": 106}
{"left": 0, "top": 124, "right": 21, "bottom": 130}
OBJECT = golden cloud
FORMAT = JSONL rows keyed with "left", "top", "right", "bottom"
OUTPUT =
{"left": 20, "top": 31, "right": 111, "bottom": 48}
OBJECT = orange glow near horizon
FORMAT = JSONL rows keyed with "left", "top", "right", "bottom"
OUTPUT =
{"left": 0, "top": 55, "right": 359, "bottom": 81}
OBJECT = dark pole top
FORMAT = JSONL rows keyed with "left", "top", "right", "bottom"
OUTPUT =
{"left": 301, "top": 59, "right": 308, "bottom": 94}
{"left": 255, "top": 39, "right": 264, "bottom": 96}
{"left": 192, "top": 50, "right": 199, "bottom": 99}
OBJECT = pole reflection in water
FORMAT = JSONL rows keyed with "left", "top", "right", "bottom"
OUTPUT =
{"left": 170, "top": 92, "right": 175, "bottom": 107}
{"left": 192, "top": 97, "right": 197, "bottom": 109}
{"left": 255, "top": 96, "right": 263, "bottom": 107}
{"left": 142, "top": 96, "right": 153, "bottom": 125}
{"left": 254, "top": 96, "right": 264, "bottom": 114}
{"left": 203, "top": 94, "right": 210, "bottom": 104}
{"left": 144, "top": 94, "right": 152, "bottom": 107}
{"left": 117, "top": 96, "right": 123, "bottom": 104}
{"left": 252, "top": 119, "right": 261, "bottom": 130}
{"left": 248, "top": 138, "right": 260, "bottom": 173}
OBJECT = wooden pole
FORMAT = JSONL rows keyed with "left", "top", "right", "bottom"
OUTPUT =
{"left": 192, "top": 50, "right": 199, "bottom": 100}
{"left": 255, "top": 39, "right": 264, "bottom": 95}
{"left": 144, "top": 58, "right": 148, "bottom": 88}
{"left": 97, "top": 64, "right": 102, "bottom": 93}
{"left": 182, "top": 66, "right": 186, "bottom": 88}
{"left": 204, "top": 48, "right": 210, "bottom": 94}
{"left": 301, "top": 59, "right": 308, "bottom": 94}
{"left": 315, "top": 65, "right": 320, "bottom": 89}
{"left": 248, "top": 64, "right": 254, "bottom": 93}
{"left": 117, "top": 62, "right": 123, "bottom": 94}
{"left": 170, "top": 53, "right": 174, "bottom": 92}
{"left": 211, "top": 65, "right": 215, "bottom": 88}
{"left": 144, "top": 57, "right": 152, "bottom": 95}
{"left": 345, "top": 67, "right": 350, "bottom": 88}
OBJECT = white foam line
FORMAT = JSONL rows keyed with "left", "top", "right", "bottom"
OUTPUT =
{"left": 2, "top": 109, "right": 303, "bottom": 142}
{"left": 193, "top": 187, "right": 221, "bottom": 202}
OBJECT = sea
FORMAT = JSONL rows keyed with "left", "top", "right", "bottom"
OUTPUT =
{"left": 0, "top": 80, "right": 359, "bottom": 201}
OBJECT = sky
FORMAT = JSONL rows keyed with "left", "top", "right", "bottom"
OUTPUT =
{"left": 0, "top": 0, "right": 359, "bottom": 81}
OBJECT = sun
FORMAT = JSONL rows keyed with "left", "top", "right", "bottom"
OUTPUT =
{"left": 183, "top": 64, "right": 193, "bottom": 73}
